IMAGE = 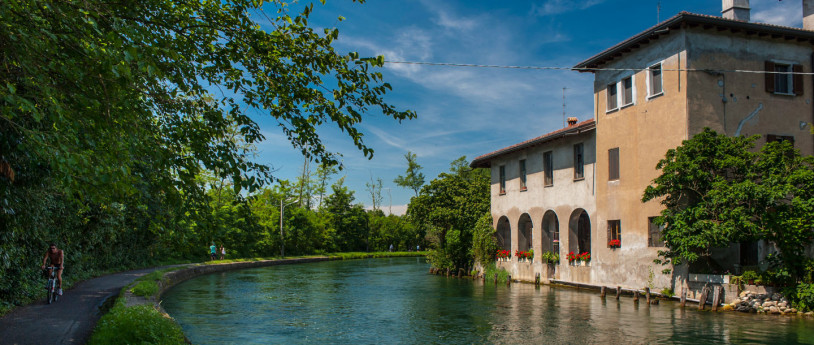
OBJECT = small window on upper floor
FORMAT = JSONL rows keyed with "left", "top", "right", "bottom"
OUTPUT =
{"left": 573, "top": 143, "right": 584, "bottom": 180}
{"left": 607, "top": 220, "right": 621, "bottom": 248}
{"left": 543, "top": 151, "right": 553, "bottom": 187}
{"left": 499, "top": 165, "right": 506, "bottom": 195}
{"left": 519, "top": 159, "right": 527, "bottom": 191}
{"left": 608, "top": 148, "right": 620, "bottom": 181}
{"left": 765, "top": 61, "right": 803, "bottom": 96}
{"left": 606, "top": 83, "right": 618, "bottom": 112}
{"left": 621, "top": 76, "right": 634, "bottom": 106}
{"left": 648, "top": 63, "right": 663, "bottom": 97}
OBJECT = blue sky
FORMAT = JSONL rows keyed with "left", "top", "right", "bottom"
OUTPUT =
{"left": 251, "top": 0, "right": 802, "bottom": 214}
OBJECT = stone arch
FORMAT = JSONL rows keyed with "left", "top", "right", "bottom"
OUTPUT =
{"left": 568, "top": 209, "right": 591, "bottom": 255}
{"left": 541, "top": 210, "right": 559, "bottom": 254}
{"left": 518, "top": 213, "right": 533, "bottom": 252}
{"left": 496, "top": 216, "right": 512, "bottom": 252}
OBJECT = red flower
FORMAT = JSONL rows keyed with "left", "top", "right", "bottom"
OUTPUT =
{"left": 608, "top": 239, "right": 621, "bottom": 248}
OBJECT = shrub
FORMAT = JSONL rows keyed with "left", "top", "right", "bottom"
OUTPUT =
{"left": 482, "top": 262, "right": 510, "bottom": 283}
{"left": 793, "top": 283, "right": 814, "bottom": 312}
{"left": 472, "top": 214, "right": 498, "bottom": 265}
{"left": 89, "top": 304, "right": 185, "bottom": 345}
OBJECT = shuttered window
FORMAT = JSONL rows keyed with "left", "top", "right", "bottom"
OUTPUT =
{"left": 499, "top": 165, "right": 506, "bottom": 194}
{"left": 766, "top": 134, "right": 795, "bottom": 145}
{"left": 543, "top": 151, "right": 553, "bottom": 186}
{"left": 519, "top": 159, "right": 527, "bottom": 190}
{"left": 648, "top": 63, "right": 663, "bottom": 97}
{"left": 621, "top": 76, "right": 634, "bottom": 106}
{"left": 648, "top": 217, "right": 665, "bottom": 247}
{"left": 608, "top": 148, "right": 620, "bottom": 181}
{"left": 607, "top": 83, "right": 618, "bottom": 111}
{"left": 573, "top": 143, "right": 584, "bottom": 180}
{"left": 765, "top": 61, "right": 803, "bottom": 96}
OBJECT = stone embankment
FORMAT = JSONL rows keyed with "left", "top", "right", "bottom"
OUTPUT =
{"left": 729, "top": 290, "right": 814, "bottom": 316}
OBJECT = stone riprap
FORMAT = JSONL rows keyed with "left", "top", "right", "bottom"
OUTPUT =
{"left": 729, "top": 290, "right": 813, "bottom": 316}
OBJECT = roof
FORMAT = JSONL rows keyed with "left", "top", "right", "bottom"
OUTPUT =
{"left": 573, "top": 12, "right": 814, "bottom": 71}
{"left": 470, "top": 119, "right": 595, "bottom": 169}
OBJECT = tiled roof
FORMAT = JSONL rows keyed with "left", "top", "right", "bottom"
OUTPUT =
{"left": 469, "top": 119, "right": 595, "bottom": 169}
{"left": 574, "top": 11, "right": 814, "bottom": 70}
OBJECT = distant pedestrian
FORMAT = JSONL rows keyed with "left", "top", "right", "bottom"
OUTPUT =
{"left": 210, "top": 242, "right": 217, "bottom": 261}
{"left": 220, "top": 245, "right": 226, "bottom": 260}
{"left": 389, "top": 244, "right": 394, "bottom": 252}
{"left": 417, "top": 245, "right": 420, "bottom": 251}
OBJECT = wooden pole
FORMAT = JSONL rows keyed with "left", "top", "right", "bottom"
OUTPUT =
{"left": 507, "top": 275, "right": 511, "bottom": 286}
{"left": 634, "top": 290, "right": 640, "bottom": 302}
{"left": 494, "top": 273, "right": 498, "bottom": 284}
{"left": 645, "top": 287, "right": 651, "bottom": 305}
{"left": 712, "top": 286, "right": 722, "bottom": 312}
{"left": 680, "top": 287, "right": 687, "bottom": 308}
{"left": 600, "top": 286, "right": 606, "bottom": 298}
{"left": 616, "top": 286, "right": 622, "bottom": 300}
{"left": 535, "top": 273, "right": 540, "bottom": 286}
{"left": 698, "top": 285, "right": 709, "bottom": 311}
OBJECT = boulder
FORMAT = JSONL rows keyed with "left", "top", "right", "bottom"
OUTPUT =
{"left": 739, "top": 291, "right": 749, "bottom": 298}
{"left": 790, "top": 308, "right": 798, "bottom": 313}
{"left": 769, "top": 306, "right": 781, "bottom": 314}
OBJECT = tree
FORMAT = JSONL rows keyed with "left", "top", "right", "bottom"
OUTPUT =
{"left": 643, "top": 128, "right": 814, "bottom": 278}
{"left": 365, "top": 176, "right": 383, "bottom": 211}
{"left": 394, "top": 151, "right": 426, "bottom": 197}
{"left": 408, "top": 156, "right": 490, "bottom": 270}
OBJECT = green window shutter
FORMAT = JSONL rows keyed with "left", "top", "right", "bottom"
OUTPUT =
{"left": 793, "top": 64, "right": 804, "bottom": 96}
{"left": 765, "top": 61, "right": 775, "bottom": 93}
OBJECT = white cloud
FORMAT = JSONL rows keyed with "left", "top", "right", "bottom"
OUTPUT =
{"left": 435, "top": 10, "right": 478, "bottom": 31}
{"left": 751, "top": 0, "right": 802, "bottom": 28}
{"left": 531, "top": 0, "right": 606, "bottom": 16}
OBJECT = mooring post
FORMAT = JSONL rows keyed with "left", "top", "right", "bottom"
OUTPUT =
{"left": 712, "top": 286, "right": 722, "bottom": 312}
{"left": 535, "top": 273, "right": 540, "bottom": 286}
{"left": 680, "top": 287, "right": 687, "bottom": 308}
{"left": 494, "top": 273, "right": 498, "bottom": 284}
{"left": 616, "top": 286, "right": 622, "bottom": 300}
{"left": 458, "top": 268, "right": 463, "bottom": 278}
{"left": 507, "top": 275, "right": 511, "bottom": 286}
{"left": 446, "top": 268, "right": 450, "bottom": 277}
{"left": 645, "top": 287, "right": 651, "bottom": 305}
{"left": 634, "top": 290, "right": 640, "bottom": 302}
{"left": 600, "top": 286, "right": 606, "bottom": 298}
{"left": 698, "top": 285, "right": 709, "bottom": 311}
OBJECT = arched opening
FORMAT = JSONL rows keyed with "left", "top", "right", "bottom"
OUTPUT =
{"left": 496, "top": 216, "right": 512, "bottom": 252}
{"left": 518, "top": 214, "right": 533, "bottom": 252}
{"left": 568, "top": 209, "right": 591, "bottom": 255}
{"left": 541, "top": 210, "right": 559, "bottom": 254}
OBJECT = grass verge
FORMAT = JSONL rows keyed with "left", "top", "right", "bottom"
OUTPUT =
{"left": 88, "top": 294, "right": 185, "bottom": 345}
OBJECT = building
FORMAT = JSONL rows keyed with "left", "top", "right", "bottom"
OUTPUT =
{"left": 472, "top": 0, "right": 814, "bottom": 296}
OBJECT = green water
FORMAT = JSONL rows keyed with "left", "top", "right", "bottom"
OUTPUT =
{"left": 161, "top": 258, "right": 814, "bottom": 344}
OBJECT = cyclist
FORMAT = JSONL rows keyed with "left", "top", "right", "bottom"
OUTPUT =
{"left": 41, "top": 243, "right": 64, "bottom": 296}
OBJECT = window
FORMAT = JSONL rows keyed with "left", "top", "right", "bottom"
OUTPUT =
{"left": 519, "top": 159, "right": 527, "bottom": 191}
{"left": 573, "top": 143, "right": 584, "bottom": 180}
{"left": 648, "top": 63, "right": 663, "bottom": 97}
{"left": 543, "top": 151, "right": 553, "bottom": 186}
{"left": 766, "top": 134, "right": 795, "bottom": 145}
{"left": 621, "top": 76, "right": 634, "bottom": 106}
{"left": 499, "top": 165, "right": 506, "bottom": 194}
{"left": 765, "top": 61, "right": 803, "bottom": 95}
{"left": 606, "top": 83, "right": 618, "bottom": 111}
{"left": 648, "top": 217, "right": 665, "bottom": 247}
{"left": 608, "top": 148, "right": 620, "bottom": 181}
{"left": 607, "top": 220, "right": 621, "bottom": 248}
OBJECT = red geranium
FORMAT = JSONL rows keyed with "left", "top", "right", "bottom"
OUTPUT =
{"left": 608, "top": 239, "right": 621, "bottom": 248}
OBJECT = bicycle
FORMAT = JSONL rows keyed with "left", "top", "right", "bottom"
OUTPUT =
{"left": 44, "top": 266, "right": 61, "bottom": 304}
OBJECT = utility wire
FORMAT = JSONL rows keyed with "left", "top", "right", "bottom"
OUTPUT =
{"left": 384, "top": 60, "right": 814, "bottom": 75}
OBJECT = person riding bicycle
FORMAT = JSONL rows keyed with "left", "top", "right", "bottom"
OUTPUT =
{"left": 41, "top": 243, "right": 64, "bottom": 296}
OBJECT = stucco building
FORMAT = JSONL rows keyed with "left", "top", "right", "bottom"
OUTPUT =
{"left": 472, "top": 0, "right": 814, "bottom": 294}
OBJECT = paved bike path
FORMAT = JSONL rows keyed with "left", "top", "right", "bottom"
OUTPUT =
{"left": 0, "top": 266, "right": 170, "bottom": 345}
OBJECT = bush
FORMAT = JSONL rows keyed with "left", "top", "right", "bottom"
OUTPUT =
{"left": 472, "top": 214, "right": 497, "bottom": 265}
{"left": 89, "top": 304, "right": 185, "bottom": 345}
{"left": 793, "top": 283, "right": 814, "bottom": 312}
{"left": 482, "top": 262, "right": 510, "bottom": 283}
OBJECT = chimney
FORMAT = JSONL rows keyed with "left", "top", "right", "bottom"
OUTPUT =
{"left": 722, "top": 0, "right": 750, "bottom": 22}
{"left": 567, "top": 117, "right": 578, "bottom": 126}
{"left": 805, "top": 0, "right": 814, "bottom": 30}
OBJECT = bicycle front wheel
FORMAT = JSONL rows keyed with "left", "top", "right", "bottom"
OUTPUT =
{"left": 47, "top": 280, "right": 54, "bottom": 304}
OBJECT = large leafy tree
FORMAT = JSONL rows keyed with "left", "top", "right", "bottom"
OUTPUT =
{"left": 643, "top": 128, "right": 814, "bottom": 278}
{"left": 409, "top": 156, "right": 489, "bottom": 270}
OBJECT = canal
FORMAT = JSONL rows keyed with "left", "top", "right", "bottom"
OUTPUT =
{"left": 161, "top": 257, "right": 814, "bottom": 344}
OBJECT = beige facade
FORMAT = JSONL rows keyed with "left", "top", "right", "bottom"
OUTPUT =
{"left": 473, "top": 9, "right": 814, "bottom": 296}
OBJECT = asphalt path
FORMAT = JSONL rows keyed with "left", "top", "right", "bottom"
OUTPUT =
{"left": 0, "top": 266, "right": 165, "bottom": 345}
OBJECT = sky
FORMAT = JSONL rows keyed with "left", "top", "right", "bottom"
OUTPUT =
{"left": 250, "top": 0, "right": 802, "bottom": 214}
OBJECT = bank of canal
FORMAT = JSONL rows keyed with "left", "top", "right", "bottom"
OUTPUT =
{"left": 161, "top": 257, "right": 814, "bottom": 344}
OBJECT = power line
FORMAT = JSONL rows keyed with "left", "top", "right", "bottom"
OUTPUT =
{"left": 384, "top": 60, "right": 814, "bottom": 75}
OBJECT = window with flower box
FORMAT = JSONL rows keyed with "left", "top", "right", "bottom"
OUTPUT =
{"left": 607, "top": 220, "right": 621, "bottom": 248}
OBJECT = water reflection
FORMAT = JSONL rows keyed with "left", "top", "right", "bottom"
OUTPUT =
{"left": 162, "top": 258, "right": 814, "bottom": 344}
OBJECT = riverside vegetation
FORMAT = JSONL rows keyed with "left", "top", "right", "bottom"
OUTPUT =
{"left": 0, "top": 0, "right": 425, "bottom": 314}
